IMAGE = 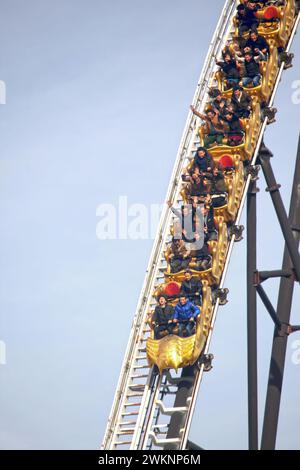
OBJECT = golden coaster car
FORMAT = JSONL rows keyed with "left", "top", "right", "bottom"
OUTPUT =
{"left": 146, "top": 285, "right": 213, "bottom": 373}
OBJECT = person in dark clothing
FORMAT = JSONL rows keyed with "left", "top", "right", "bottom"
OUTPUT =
{"left": 167, "top": 201, "right": 203, "bottom": 244}
{"left": 236, "top": 3, "right": 259, "bottom": 36}
{"left": 230, "top": 86, "right": 252, "bottom": 118}
{"left": 245, "top": 30, "right": 269, "bottom": 60}
{"left": 237, "top": 51, "right": 264, "bottom": 87}
{"left": 209, "top": 89, "right": 228, "bottom": 116}
{"left": 173, "top": 295, "right": 201, "bottom": 337}
{"left": 190, "top": 147, "right": 215, "bottom": 175}
{"left": 201, "top": 204, "right": 218, "bottom": 242}
{"left": 168, "top": 238, "right": 191, "bottom": 273}
{"left": 192, "top": 242, "right": 212, "bottom": 271}
{"left": 185, "top": 172, "right": 209, "bottom": 204}
{"left": 180, "top": 269, "right": 203, "bottom": 305}
{"left": 223, "top": 111, "right": 244, "bottom": 146}
{"left": 190, "top": 106, "right": 228, "bottom": 147}
{"left": 216, "top": 53, "right": 240, "bottom": 89}
{"left": 151, "top": 295, "right": 174, "bottom": 339}
{"left": 209, "top": 167, "right": 228, "bottom": 207}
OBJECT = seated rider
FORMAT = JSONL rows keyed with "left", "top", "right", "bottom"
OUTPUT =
{"left": 209, "top": 88, "right": 228, "bottom": 115}
{"left": 201, "top": 204, "right": 218, "bottom": 242}
{"left": 223, "top": 110, "right": 244, "bottom": 146}
{"left": 151, "top": 295, "right": 174, "bottom": 339}
{"left": 190, "top": 146, "right": 215, "bottom": 175}
{"left": 173, "top": 295, "right": 201, "bottom": 337}
{"left": 190, "top": 106, "right": 228, "bottom": 148}
{"left": 236, "top": 3, "right": 259, "bottom": 38}
{"left": 180, "top": 269, "right": 203, "bottom": 305}
{"left": 209, "top": 166, "right": 228, "bottom": 208}
{"left": 186, "top": 172, "right": 208, "bottom": 203}
{"left": 245, "top": 30, "right": 269, "bottom": 61}
{"left": 168, "top": 238, "right": 191, "bottom": 273}
{"left": 190, "top": 236, "right": 212, "bottom": 271}
{"left": 167, "top": 201, "right": 202, "bottom": 243}
{"left": 215, "top": 53, "right": 240, "bottom": 89}
{"left": 236, "top": 51, "right": 265, "bottom": 88}
{"left": 230, "top": 85, "right": 252, "bottom": 118}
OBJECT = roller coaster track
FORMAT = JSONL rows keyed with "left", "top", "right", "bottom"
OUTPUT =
{"left": 101, "top": 0, "right": 300, "bottom": 450}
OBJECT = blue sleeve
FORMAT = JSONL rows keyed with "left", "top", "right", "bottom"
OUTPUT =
{"left": 192, "top": 304, "right": 200, "bottom": 317}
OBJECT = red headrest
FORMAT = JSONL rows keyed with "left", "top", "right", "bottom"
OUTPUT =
{"left": 219, "top": 154, "right": 234, "bottom": 168}
{"left": 264, "top": 6, "right": 279, "bottom": 20}
{"left": 165, "top": 282, "right": 180, "bottom": 297}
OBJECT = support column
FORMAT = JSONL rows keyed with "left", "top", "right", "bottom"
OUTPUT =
{"left": 247, "top": 179, "right": 259, "bottom": 450}
{"left": 165, "top": 365, "right": 196, "bottom": 450}
{"left": 261, "top": 136, "right": 300, "bottom": 449}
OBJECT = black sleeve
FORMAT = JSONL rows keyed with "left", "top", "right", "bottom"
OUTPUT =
{"left": 152, "top": 307, "right": 158, "bottom": 323}
{"left": 168, "top": 305, "right": 174, "bottom": 316}
{"left": 180, "top": 281, "right": 187, "bottom": 295}
{"left": 208, "top": 155, "right": 215, "bottom": 169}
{"left": 262, "top": 38, "right": 269, "bottom": 52}
{"left": 245, "top": 93, "right": 251, "bottom": 105}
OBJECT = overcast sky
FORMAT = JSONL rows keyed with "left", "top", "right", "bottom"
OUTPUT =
{"left": 0, "top": 0, "right": 299, "bottom": 450}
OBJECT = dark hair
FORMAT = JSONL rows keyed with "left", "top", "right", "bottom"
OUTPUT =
{"left": 185, "top": 269, "right": 192, "bottom": 275}
{"left": 208, "top": 88, "right": 221, "bottom": 98}
{"left": 157, "top": 294, "right": 167, "bottom": 301}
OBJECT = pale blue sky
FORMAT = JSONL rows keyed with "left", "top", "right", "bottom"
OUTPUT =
{"left": 0, "top": 0, "right": 299, "bottom": 450}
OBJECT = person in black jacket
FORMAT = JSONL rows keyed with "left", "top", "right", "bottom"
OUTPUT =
{"left": 186, "top": 172, "right": 208, "bottom": 203}
{"left": 245, "top": 30, "right": 269, "bottom": 60}
{"left": 180, "top": 270, "right": 203, "bottom": 305}
{"left": 230, "top": 86, "right": 252, "bottom": 118}
{"left": 190, "top": 147, "right": 215, "bottom": 175}
{"left": 236, "top": 3, "right": 259, "bottom": 36}
{"left": 167, "top": 201, "right": 203, "bottom": 245}
{"left": 151, "top": 295, "right": 174, "bottom": 339}
{"left": 209, "top": 166, "right": 228, "bottom": 208}
{"left": 216, "top": 53, "right": 240, "bottom": 89}
{"left": 193, "top": 241, "right": 212, "bottom": 271}
{"left": 209, "top": 89, "right": 228, "bottom": 116}
{"left": 223, "top": 110, "right": 244, "bottom": 146}
{"left": 237, "top": 51, "right": 263, "bottom": 87}
{"left": 201, "top": 204, "right": 218, "bottom": 242}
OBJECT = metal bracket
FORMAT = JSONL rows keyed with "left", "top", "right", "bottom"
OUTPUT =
{"left": 198, "top": 353, "right": 214, "bottom": 372}
{"left": 253, "top": 269, "right": 296, "bottom": 285}
{"left": 214, "top": 287, "right": 229, "bottom": 305}
{"left": 265, "top": 183, "right": 281, "bottom": 193}
{"left": 289, "top": 324, "right": 300, "bottom": 334}
{"left": 246, "top": 165, "right": 261, "bottom": 182}
{"left": 262, "top": 106, "right": 277, "bottom": 125}
{"left": 230, "top": 224, "right": 244, "bottom": 242}
{"left": 279, "top": 51, "right": 294, "bottom": 70}
{"left": 277, "top": 322, "right": 291, "bottom": 338}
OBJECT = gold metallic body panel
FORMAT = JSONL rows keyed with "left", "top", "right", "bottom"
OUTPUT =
{"left": 147, "top": 286, "right": 213, "bottom": 372}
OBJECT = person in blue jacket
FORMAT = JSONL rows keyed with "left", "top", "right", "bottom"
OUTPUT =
{"left": 173, "top": 295, "right": 201, "bottom": 337}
